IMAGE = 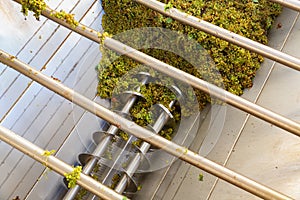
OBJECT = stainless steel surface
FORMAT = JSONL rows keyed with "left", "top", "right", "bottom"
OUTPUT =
{"left": 13, "top": 0, "right": 300, "bottom": 73}
{"left": 159, "top": 7, "right": 300, "bottom": 200}
{"left": 1, "top": 1, "right": 104, "bottom": 198}
{"left": 208, "top": 9, "right": 300, "bottom": 200}
{"left": 134, "top": 0, "right": 300, "bottom": 71}
{"left": 11, "top": 0, "right": 300, "bottom": 137}
{"left": 0, "top": 49, "right": 293, "bottom": 199}
{"left": 12, "top": 0, "right": 101, "bottom": 44}
{"left": 104, "top": 37, "right": 300, "bottom": 137}
{"left": 0, "top": 125, "right": 127, "bottom": 200}
{"left": 1, "top": 1, "right": 300, "bottom": 199}
{"left": 14, "top": 0, "right": 300, "bottom": 137}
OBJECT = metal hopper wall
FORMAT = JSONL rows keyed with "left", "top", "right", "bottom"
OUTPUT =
{"left": 0, "top": 0, "right": 300, "bottom": 199}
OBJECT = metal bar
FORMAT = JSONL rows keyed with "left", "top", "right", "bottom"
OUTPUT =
{"left": 10, "top": 0, "right": 300, "bottom": 137}
{"left": 134, "top": 0, "right": 300, "bottom": 71}
{"left": 104, "top": 37, "right": 300, "bottom": 137}
{"left": 0, "top": 125, "right": 127, "bottom": 200}
{"left": 269, "top": 0, "right": 300, "bottom": 12}
{"left": 13, "top": 0, "right": 300, "bottom": 72}
{"left": 0, "top": 50, "right": 293, "bottom": 200}
{"left": 13, "top": 0, "right": 100, "bottom": 43}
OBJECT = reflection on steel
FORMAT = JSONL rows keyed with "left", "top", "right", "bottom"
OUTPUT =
{"left": 269, "top": 0, "right": 300, "bottom": 12}
{"left": 0, "top": 126, "right": 127, "bottom": 200}
{"left": 134, "top": 0, "right": 300, "bottom": 71}
{"left": 0, "top": 50, "right": 292, "bottom": 200}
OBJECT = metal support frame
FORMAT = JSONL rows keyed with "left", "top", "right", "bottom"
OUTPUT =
{"left": 134, "top": 0, "right": 300, "bottom": 71}
{"left": 1, "top": 1, "right": 299, "bottom": 199}
{"left": 0, "top": 49, "right": 292, "bottom": 200}
{"left": 11, "top": 0, "right": 300, "bottom": 137}
{"left": 0, "top": 126, "right": 127, "bottom": 200}
{"left": 13, "top": 0, "right": 300, "bottom": 70}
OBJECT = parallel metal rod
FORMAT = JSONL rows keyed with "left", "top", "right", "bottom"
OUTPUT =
{"left": 0, "top": 50, "right": 293, "bottom": 200}
{"left": 0, "top": 125, "right": 127, "bottom": 200}
{"left": 269, "top": 0, "right": 300, "bottom": 12}
{"left": 134, "top": 0, "right": 300, "bottom": 71}
{"left": 104, "top": 37, "right": 300, "bottom": 137}
{"left": 13, "top": 0, "right": 300, "bottom": 72}
{"left": 11, "top": 1, "right": 300, "bottom": 137}
{"left": 6, "top": 2, "right": 300, "bottom": 198}
{"left": 13, "top": 0, "right": 100, "bottom": 43}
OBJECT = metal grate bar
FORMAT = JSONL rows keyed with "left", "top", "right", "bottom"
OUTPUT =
{"left": 134, "top": 0, "right": 300, "bottom": 71}
{"left": 2, "top": 1, "right": 299, "bottom": 199}
{"left": 13, "top": 0, "right": 300, "bottom": 71}
{"left": 104, "top": 37, "right": 300, "bottom": 137}
{"left": 0, "top": 48, "right": 292, "bottom": 199}
{"left": 0, "top": 125, "right": 127, "bottom": 200}
{"left": 10, "top": 0, "right": 300, "bottom": 137}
